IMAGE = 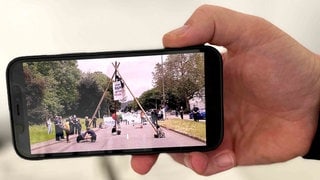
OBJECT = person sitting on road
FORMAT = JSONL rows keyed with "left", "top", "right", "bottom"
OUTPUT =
{"left": 84, "top": 128, "right": 97, "bottom": 142}
{"left": 154, "top": 125, "right": 165, "bottom": 138}
{"left": 76, "top": 128, "right": 97, "bottom": 143}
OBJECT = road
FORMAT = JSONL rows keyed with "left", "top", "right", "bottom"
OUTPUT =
{"left": 31, "top": 122, "right": 205, "bottom": 154}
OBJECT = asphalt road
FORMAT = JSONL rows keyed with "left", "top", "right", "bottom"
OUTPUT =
{"left": 31, "top": 122, "right": 205, "bottom": 154}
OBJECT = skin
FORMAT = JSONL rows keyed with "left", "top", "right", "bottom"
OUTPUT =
{"left": 131, "top": 5, "right": 320, "bottom": 176}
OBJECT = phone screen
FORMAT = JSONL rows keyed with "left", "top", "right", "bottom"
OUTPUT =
{"left": 7, "top": 46, "right": 223, "bottom": 159}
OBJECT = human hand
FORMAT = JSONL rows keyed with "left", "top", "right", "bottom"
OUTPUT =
{"left": 131, "top": 5, "right": 320, "bottom": 176}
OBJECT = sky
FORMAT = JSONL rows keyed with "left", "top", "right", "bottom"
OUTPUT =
{"left": 77, "top": 55, "right": 166, "bottom": 101}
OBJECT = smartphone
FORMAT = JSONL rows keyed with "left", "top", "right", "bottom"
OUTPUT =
{"left": 6, "top": 45, "right": 223, "bottom": 160}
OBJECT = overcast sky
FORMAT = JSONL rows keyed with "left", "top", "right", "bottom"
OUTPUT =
{"left": 77, "top": 55, "right": 165, "bottom": 100}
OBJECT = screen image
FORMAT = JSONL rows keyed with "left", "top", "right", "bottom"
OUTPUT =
{"left": 23, "top": 52, "right": 207, "bottom": 154}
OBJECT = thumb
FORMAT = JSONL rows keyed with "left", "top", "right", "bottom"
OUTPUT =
{"left": 162, "top": 5, "right": 266, "bottom": 49}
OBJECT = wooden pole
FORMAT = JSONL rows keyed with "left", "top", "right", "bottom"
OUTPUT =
{"left": 90, "top": 72, "right": 115, "bottom": 121}
{"left": 90, "top": 61, "right": 157, "bottom": 133}
{"left": 116, "top": 70, "right": 157, "bottom": 133}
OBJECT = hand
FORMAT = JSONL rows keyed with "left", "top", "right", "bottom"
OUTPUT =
{"left": 131, "top": 5, "right": 320, "bottom": 176}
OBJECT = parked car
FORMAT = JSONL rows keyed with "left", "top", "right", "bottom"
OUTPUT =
{"left": 189, "top": 108, "right": 206, "bottom": 120}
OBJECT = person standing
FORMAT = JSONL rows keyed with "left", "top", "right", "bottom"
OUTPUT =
{"left": 63, "top": 119, "right": 71, "bottom": 143}
{"left": 192, "top": 106, "right": 200, "bottom": 122}
{"left": 46, "top": 118, "right": 52, "bottom": 134}
{"left": 75, "top": 118, "right": 82, "bottom": 136}
{"left": 92, "top": 117, "right": 97, "bottom": 128}
{"left": 179, "top": 106, "right": 184, "bottom": 119}
{"left": 69, "top": 116, "right": 75, "bottom": 135}
{"left": 85, "top": 116, "right": 90, "bottom": 128}
{"left": 54, "top": 116, "right": 64, "bottom": 141}
{"left": 140, "top": 110, "right": 146, "bottom": 125}
{"left": 151, "top": 109, "right": 158, "bottom": 125}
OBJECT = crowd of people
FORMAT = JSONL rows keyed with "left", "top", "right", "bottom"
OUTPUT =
{"left": 44, "top": 105, "right": 199, "bottom": 144}
{"left": 174, "top": 106, "right": 202, "bottom": 122}
{"left": 46, "top": 115, "right": 97, "bottom": 143}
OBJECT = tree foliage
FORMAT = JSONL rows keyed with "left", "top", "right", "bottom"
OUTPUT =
{"left": 23, "top": 61, "right": 81, "bottom": 124}
{"left": 138, "top": 88, "right": 162, "bottom": 110}
{"left": 77, "top": 72, "right": 114, "bottom": 118}
{"left": 152, "top": 53, "right": 205, "bottom": 111}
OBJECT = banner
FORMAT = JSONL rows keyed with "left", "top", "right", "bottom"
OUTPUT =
{"left": 113, "top": 81, "right": 127, "bottom": 102}
{"left": 113, "top": 81, "right": 123, "bottom": 101}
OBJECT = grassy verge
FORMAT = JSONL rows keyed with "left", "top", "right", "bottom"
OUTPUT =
{"left": 29, "top": 118, "right": 104, "bottom": 144}
{"left": 158, "top": 118, "right": 206, "bottom": 142}
{"left": 29, "top": 124, "right": 55, "bottom": 144}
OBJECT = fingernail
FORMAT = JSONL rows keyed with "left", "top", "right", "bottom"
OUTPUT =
{"left": 212, "top": 152, "right": 235, "bottom": 168}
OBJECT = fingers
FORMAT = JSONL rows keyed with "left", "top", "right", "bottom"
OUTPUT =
{"left": 162, "top": 4, "right": 266, "bottom": 49}
{"left": 131, "top": 151, "right": 235, "bottom": 176}
{"left": 131, "top": 154, "right": 159, "bottom": 175}
{"left": 171, "top": 150, "right": 236, "bottom": 176}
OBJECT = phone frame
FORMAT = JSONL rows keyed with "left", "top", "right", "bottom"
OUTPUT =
{"left": 6, "top": 45, "right": 223, "bottom": 160}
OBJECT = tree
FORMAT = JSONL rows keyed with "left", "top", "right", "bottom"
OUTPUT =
{"left": 77, "top": 72, "right": 114, "bottom": 117}
{"left": 152, "top": 53, "right": 205, "bottom": 111}
{"left": 23, "top": 60, "right": 81, "bottom": 124}
{"left": 52, "top": 61, "right": 81, "bottom": 115}
{"left": 138, "top": 88, "right": 162, "bottom": 110}
{"left": 23, "top": 65, "right": 48, "bottom": 124}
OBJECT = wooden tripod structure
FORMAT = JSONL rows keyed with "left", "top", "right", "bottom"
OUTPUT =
{"left": 91, "top": 61, "right": 157, "bottom": 133}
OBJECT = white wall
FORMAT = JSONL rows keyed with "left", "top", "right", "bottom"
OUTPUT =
{"left": 1, "top": 0, "right": 319, "bottom": 179}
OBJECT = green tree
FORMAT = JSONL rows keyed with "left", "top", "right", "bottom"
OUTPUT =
{"left": 52, "top": 61, "right": 81, "bottom": 115}
{"left": 23, "top": 64, "right": 48, "bottom": 124}
{"left": 77, "top": 72, "right": 114, "bottom": 118}
{"left": 23, "top": 60, "right": 81, "bottom": 124}
{"left": 152, "top": 53, "right": 205, "bottom": 111}
{"left": 139, "top": 88, "right": 162, "bottom": 110}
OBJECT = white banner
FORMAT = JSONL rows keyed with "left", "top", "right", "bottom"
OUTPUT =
{"left": 113, "top": 81, "right": 123, "bottom": 101}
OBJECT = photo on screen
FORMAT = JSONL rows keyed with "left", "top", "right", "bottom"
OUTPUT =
{"left": 22, "top": 52, "right": 207, "bottom": 154}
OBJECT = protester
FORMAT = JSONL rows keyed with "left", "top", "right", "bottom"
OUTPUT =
{"left": 71, "top": 115, "right": 81, "bottom": 135}
{"left": 151, "top": 109, "right": 158, "bottom": 125}
{"left": 179, "top": 106, "right": 184, "bottom": 119}
{"left": 84, "top": 128, "right": 97, "bottom": 142}
{"left": 192, "top": 106, "right": 200, "bottom": 122}
{"left": 46, "top": 118, "right": 52, "bottom": 134}
{"left": 54, "top": 116, "right": 64, "bottom": 141}
{"left": 85, "top": 116, "right": 90, "bottom": 128}
{"left": 63, "top": 119, "right": 71, "bottom": 143}
{"left": 92, "top": 117, "right": 97, "bottom": 128}
{"left": 154, "top": 125, "right": 165, "bottom": 138}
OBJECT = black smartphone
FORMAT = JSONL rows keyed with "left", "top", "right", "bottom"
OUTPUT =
{"left": 6, "top": 45, "right": 223, "bottom": 160}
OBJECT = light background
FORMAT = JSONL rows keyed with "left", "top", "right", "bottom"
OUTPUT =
{"left": 1, "top": 0, "right": 320, "bottom": 179}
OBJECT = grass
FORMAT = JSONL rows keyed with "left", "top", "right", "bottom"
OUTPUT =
{"left": 158, "top": 118, "right": 206, "bottom": 142}
{"left": 29, "top": 124, "right": 55, "bottom": 144}
{"left": 29, "top": 118, "right": 104, "bottom": 144}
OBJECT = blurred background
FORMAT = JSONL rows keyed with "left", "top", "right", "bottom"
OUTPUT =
{"left": 1, "top": 0, "right": 320, "bottom": 179}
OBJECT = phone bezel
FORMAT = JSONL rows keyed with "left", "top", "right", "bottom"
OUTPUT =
{"left": 6, "top": 45, "right": 223, "bottom": 160}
